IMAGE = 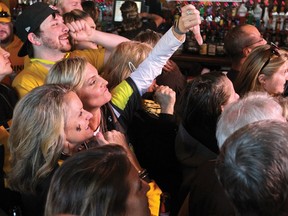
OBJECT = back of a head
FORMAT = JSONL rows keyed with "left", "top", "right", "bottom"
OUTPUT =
{"left": 216, "top": 120, "right": 288, "bottom": 216}
{"left": 224, "top": 24, "right": 260, "bottom": 62}
{"left": 179, "top": 72, "right": 229, "bottom": 153}
{"left": 63, "top": 9, "right": 90, "bottom": 23}
{"left": 180, "top": 72, "right": 228, "bottom": 128}
{"left": 134, "top": 29, "right": 162, "bottom": 47}
{"left": 101, "top": 41, "right": 152, "bottom": 90}
{"left": 216, "top": 91, "right": 285, "bottom": 148}
{"left": 46, "top": 57, "right": 87, "bottom": 90}
{"left": 45, "top": 145, "right": 131, "bottom": 216}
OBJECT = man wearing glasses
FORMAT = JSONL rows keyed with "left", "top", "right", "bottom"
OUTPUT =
{"left": 224, "top": 24, "right": 267, "bottom": 84}
{"left": 0, "top": 2, "right": 26, "bottom": 86}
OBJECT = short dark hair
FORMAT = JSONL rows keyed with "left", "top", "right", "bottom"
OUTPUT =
{"left": 216, "top": 120, "right": 288, "bottom": 216}
{"left": 45, "top": 145, "right": 131, "bottom": 216}
{"left": 224, "top": 24, "right": 253, "bottom": 61}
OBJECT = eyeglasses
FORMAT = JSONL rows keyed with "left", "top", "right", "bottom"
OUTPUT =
{"left": 259, "top": 42, "right": 280, "bottom": 74}
{"left": 245, "top": 38, "right": 265, "bottom": 48}
{"left": 0, "top": 11, "right": 9, "bottom": 18}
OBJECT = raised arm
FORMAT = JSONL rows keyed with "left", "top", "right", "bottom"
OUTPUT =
{"left": 66, "top": 20, "right": 130, "bottom": 61}
{"left": 130, "top": 4, "right": 202, "bottom": 95}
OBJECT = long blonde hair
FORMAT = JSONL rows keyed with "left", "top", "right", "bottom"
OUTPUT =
{"left": 235, "top": 45, "right": 288, "bottom": 97}
{"left": 101, "top": 41, "right": 152, "bottom": 90}
{"left": 8, "top": 84, "right": 70, "bottom": 193}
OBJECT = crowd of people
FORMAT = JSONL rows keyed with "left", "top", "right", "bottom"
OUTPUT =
{"left": 1, "top": 0, "right": 288, "bottom": 216}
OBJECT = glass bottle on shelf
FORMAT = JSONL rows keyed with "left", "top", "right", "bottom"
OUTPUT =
{"left": 207, "top": 30, "right": 216, "bottom": 56}
{"left": 254, "top": 1, "right": 263, "bottom": 29}
{"left": 237, "top": 3, "right": 247, "bottom": 25}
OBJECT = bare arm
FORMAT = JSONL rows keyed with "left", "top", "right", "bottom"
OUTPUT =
{"left": 66, "top": 20, "right": 129, "bottom": 61}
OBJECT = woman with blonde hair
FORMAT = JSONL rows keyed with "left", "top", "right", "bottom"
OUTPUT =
{"left": 8, "top": 84, "right": 94, "bottom": 216}
{"left": 46, "top": 4, "right": 202, "bottom": 214}
{"left": 234, "top": 43, "right": 288, "bottom": 97}
{"left": 101, "top": 41, "right": 152, "bottom": 90}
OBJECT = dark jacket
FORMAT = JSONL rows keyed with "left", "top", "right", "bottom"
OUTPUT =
{"left": 189, "top": 160, "right": 235, "bottom": 216}
{"left": 175, "top": 124, "right": 217, "bottom": 201}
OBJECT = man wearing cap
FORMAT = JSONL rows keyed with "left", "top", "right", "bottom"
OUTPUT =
{"left": 0, "top": 2, "right": 26, "bottom": 85}
{"left": 12, "top": 2, "right": 129, "bottom": 98}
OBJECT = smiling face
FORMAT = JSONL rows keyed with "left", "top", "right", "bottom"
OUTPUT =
{"left": 38, "top": 13, "right": 71, "bottom": 53}
{"left": 63, "top": 91, "right": 94, "bottom": 152}
{"left": 76, "top": 63, "right": 112, "bottom": 111}
{"left": 125, "top": 167, "right": 150, "bottom": 216}
{"left": 0, "top": 47, "right": 12, "bottom": 80}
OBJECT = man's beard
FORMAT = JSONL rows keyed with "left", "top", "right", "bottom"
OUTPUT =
{"left": 0, "top": 32, "right": 12, "bottom": 45}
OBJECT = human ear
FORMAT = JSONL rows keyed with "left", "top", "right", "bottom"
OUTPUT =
{"left": 243, "top": 47, "right": 251, "bottom": 57}
{"left": 258, "top": 73, "right": 266, "bottom": 86}
{"left": 27, "top": 32, "right": 41, "bottom": 46}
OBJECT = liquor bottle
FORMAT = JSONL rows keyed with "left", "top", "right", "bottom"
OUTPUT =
{"left": 246, "top": 0, "right": 255, "bottom": 25}
{"left": 262, "top": 3, "right": 270, "bottom": 30}
{"left": 254, "top": 1, "right": 263, "bottom": 29}
{"left": 237, "top": 3, "right": 247, "bottom": 25}
{"left": 279, "top": 1, "right": 286, "bottom": 31}
{"left": 285, "top": 11, "right": 288, "bottom": 31}
{"left": 216, "top": 30, "right": 225, "bottom": 56}
{"left": 207, "top": 30, "right": 216, "bottom": 56}
{"left": 199, "top": 27, "right": 207, "bottom": 55}
{"left": 271, "top": 0, "right": 279, "bottom": 32}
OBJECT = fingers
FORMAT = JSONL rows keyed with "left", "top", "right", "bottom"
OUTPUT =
{"left": 191, "top": 25, "right": 203, "bottom": 45}
{"left": 154, "top": 85, "right": 176, "bottom": 99}
{"left": 66, "top": 20, "right": 85, "bottom": 33}
{"left": 94, "top": 132, "right": 109, "bottom": 145}
{"left": 178, "top": 4, "right": 203, "bottom": 45}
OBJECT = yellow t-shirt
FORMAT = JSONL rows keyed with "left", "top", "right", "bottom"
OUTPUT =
{"left": 12, "top": 48, "right": 105, "bottom": 98}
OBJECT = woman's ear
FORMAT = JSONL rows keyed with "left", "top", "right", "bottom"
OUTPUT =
{"left": 258, "top": 73, "right": 266, "bottom": 85}
{"left": 27, "top": 32, "right": 41, "bottom": 46}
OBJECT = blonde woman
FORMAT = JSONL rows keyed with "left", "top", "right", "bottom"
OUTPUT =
{"left": 235, "top": 44, "right": 288, "bottom": 97}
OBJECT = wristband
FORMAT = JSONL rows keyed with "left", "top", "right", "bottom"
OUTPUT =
{"left": 138, "top": 169, "right": 152, "bottom": 183}
{"left": 173, "top": 19, "right": 186, "bottom": 35}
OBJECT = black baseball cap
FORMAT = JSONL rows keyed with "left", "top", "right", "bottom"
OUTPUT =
{"left": 15, "top": 2, "right": 58, "bottom": 57}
